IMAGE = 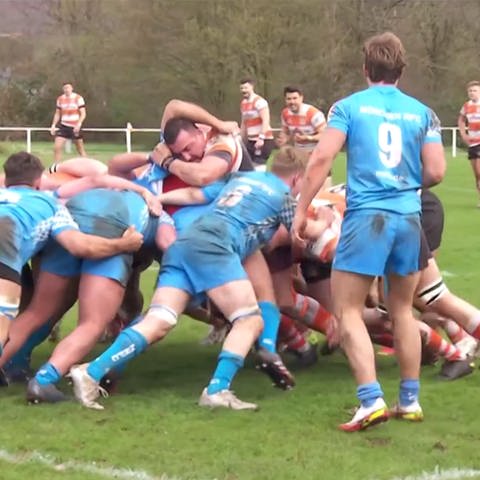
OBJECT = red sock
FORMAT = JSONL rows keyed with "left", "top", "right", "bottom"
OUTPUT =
{"left": 423, "top": 327, "right": 463, "bottom": 361}
{"left": 278, "top": 315, "right": 308, "bottom": 352}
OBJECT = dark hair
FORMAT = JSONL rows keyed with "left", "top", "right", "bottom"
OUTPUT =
{"left": 240, "top": 78, "right": 255, "bottom": 86}
{"left": 283, "top": 85, "right": 303, "bottom": 96}
{"left": 363, "top": 32, "right": 406, "bottom": 83}
{"left": 62, "top": 81, "right": 73, "bottom": 86}
{"left": 4, "top": 151, "right": 44, "bottom": 187}
{"left": 467, "top": 80, "right": 480, "bottom": 89}
{"left": 163, "top": 117, "right": 198, "bottom": 146}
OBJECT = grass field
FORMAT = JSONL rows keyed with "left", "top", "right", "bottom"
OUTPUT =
{"left": 1, "top": 144, "right": 480, "bottom": 480}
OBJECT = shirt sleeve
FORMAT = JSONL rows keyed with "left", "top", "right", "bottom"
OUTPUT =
{"left": 424, "top": 109, "right": 443, "bottom": 144}
{"left": 327, "top": 100, "right": 350, "bottom": 135}
{"left": 278, "top": 194, "right": 297, "bottom": 231}
{"left": 50, "top": 204, "right": 79, "bottom": 237}
{"left": 255, "top": 97, "right": 268, "bottom": 111}
{"left": 77, "top": 95, "right": 86, "bottom": 108}
{"left": 311, "top": 109, "right": 326, "bottom": 129}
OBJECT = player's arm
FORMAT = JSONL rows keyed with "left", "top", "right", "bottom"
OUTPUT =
{"left": 55, "top": 157, "right": 107, "bottom": 177}
{"left": 166, "top": 153, "right": 230, "bottom": 186}
{"left": 50, "top": 108, "right": 60, "bottom": 136}
{"left": 161, "top": 99, "right": 239, "bottom": 134}
{"left": 296, "top": 111, "right": 326, "bottom": 143}
{"left": 422, "top": 109, "right": 446, "bottom": 188}
{"left": 457, "top": 113, "right": 469, "bottom": 145}
{"left": 293, "top": 128, "right": 345, "bottom": 240}
{"left": 157, "top": 186, "right": 207, "bottom": 206}
{"left": 254, "top": 105, "right": 272, "bottom": 149}
{"left": 55, "top": 174, "right": 162, "bottom": 216}
{"left": 75, "top": 105, "right": 86, "bottom": 132}
{"left": 56, "top": 227, "right": 143, "bottom": 259}
{"left": 240, "top": 117, "right": 248, "bottom": 142}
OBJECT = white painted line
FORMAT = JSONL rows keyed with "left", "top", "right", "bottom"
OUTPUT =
{"left": 388, "top": 466, "right": 480, "bottom": 480}
{"left": 441, "top": 270, "right": 457, "bottom": 278}
{"left": 0, "top": 448, "right": 184, "bottom": 480}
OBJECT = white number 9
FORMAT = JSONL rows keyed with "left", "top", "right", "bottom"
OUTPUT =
{"left": 378, "top": 122, "right": 402, "bottom": 168}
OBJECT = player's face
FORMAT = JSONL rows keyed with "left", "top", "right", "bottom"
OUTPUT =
{"left": 240, "top": 82, "right": 254, "bottom": 99}
{"left": 169, "top": 129, "right": 206, "bottom": 162}
{"left": 63, "top": 84, "right": 73, "bottom": 96}
{"left": 467, "top": 86, "right": 480, "bottom": 102}
{"left": 285, "top": 92, "right": 303, "bottom": 113}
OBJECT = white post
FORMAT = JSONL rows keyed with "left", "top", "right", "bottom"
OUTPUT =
{"left": 26, "top": 128, "right": 32, "bottom": 153}
{"left": 452, "top": 127, "right": 457, "bottom": 158}
{"left": 126, "top": 123, "right": 132, "bottom": 153}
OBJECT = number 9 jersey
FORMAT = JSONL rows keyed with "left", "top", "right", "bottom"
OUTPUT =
{"left": 327, "top": 84, "right": 442, "bottom": 214}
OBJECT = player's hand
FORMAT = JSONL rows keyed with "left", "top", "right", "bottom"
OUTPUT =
{"left": 151, "top": 142, "right": 173, "bottom": 166}
{"left": 73, "top": 123, "right": 81, "bottom": 134}
{"left": 461, "top": 134, "right": 470, "bottom": 146}
{"left": 276, "top": 131, "right": 288, "bottom": 147}
{"left": 141, "top": 190, "right": 162, "bottom": 217}
{"left": 294, "top": 133, "right": 307, "bottom": 142}
{"left": 292, "top": 211, "right": 308, "bottom": 246}
{"left": 50, "top": 126, "right": 56, "bottom": 136}
{"left": 216, "top": 121, "right": 240, "bottom": 135}
{"left": 121, "top": 225, "right": 144, "bottom": 252}
{"left": 254, "top": 138, "right": 264, "bottom": 150}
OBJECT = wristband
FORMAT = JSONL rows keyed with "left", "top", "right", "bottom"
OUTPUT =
{"left": 146, "top": 153, "right": 155, "bottom": 164}
{"left": 162, "top": 156, "right": 176, "bottom": 171}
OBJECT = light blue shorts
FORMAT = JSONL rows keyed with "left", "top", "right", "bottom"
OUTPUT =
{"left": 333, "top": 209, "right": 422, "bottom": 277}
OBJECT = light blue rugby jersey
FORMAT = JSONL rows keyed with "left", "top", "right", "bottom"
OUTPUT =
{"left": 0, "top": 187, "right": 78, "bottom": 266}
{"left": 181, "top": 171, "right": 295, "bottom": 260}
{"left": 328, "top": 85, "right": 442, "bottom": 214}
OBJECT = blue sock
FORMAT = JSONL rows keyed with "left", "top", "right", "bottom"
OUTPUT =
{"left": 257, "top": 301, "right": 280, "bottom": 353}
{"left": 35, "top": 362, "right": 61, "bottom": 386}
{"left": 357, "top": 381, "right": 384, "bottom": 408}
{"left": 87, "top": 328, "right": 148, "bottom": 382}
{"left": 5, "top": 321, "right": 53, "bottom": 372}
{"left": 207, "top": 350, "right": 244, "bottom": 395}
{"left": 399, "top": 378, "right": 419, "bottom": 406}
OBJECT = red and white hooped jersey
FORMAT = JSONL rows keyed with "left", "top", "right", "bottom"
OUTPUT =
{"left": 56, "top": 93, "right": 85, "bottom": 128}
{"left": 460, "top": 100, "right": 480, "bottom": 145}
{"left": 281, "top": 103, "right": 326, "bottom": 150}
{"left": 240, "top": 94, "right": 273, "bottom": 140}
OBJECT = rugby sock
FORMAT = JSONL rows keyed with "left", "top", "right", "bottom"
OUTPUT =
{"left": 87, "top": 328, "right": 148, "bottom": 383}
{"left": 443, "top": 319, "right": 468, "bottom": 344}
{"left": 399, "top": 379, "right": 420, "bottom": 407}
{"left": 357, "top": 382, "right": 384, "bottom": 408}
{"left": 278, "top": 315, "right": 309, "bottom": 353}
{"left": 35, "top": 362, "right": 61, "bottom": 386}
{"left": 5, "top": 322, "right": 53, "bottom": 372}
{"left": 292, "top": 293, "right": 331, "bottom": 334}
{"left": 464, "top": 311, "right": 480, "bottom": 340}
{"left": 206, "top": 350, "right": 244, "bottom": 395}
{"left": 420, "top": 323, "right": 463, "bottom": 361}
{"left": 257, "top": 301, "right": 280, "bottom": 353}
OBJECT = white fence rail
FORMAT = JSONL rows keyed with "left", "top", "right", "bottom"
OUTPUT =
{"left": 0, "top": 125, "right": 459, "bottom": 157}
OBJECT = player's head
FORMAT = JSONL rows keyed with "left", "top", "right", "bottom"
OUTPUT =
{"left": 3, "top": 151, "right": 44, "bottom": 188}
{"left": 270, "top": 146, "right": 309, "bottom": 195}
{"left": 466, "top": 81, "right": 480, "bottom": 102}
{"left": 284, "top": 86, "right": 304, "bottom": 113}
{"left": 62, "top": 82, "right": 73, "bottom": 96}
{"left": 163, "top": 117, "right": 206, "bottom": 162}
{"left": 240, "top": 78, "right": 255, "bottom": 99}
{"left": 363, "top": 32, "right": 406, "bottom": 84}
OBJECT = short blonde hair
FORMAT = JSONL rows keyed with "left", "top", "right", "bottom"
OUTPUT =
{"left": 270, "top": 146, "right": 309, "bottom": 176}
{"left": 467, "top": 80, "right": 480, "bottom": 89}
{"left": 363, "top": 32, "right": 406, "bottom": 83}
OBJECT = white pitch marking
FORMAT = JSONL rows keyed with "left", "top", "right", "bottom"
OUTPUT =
{"left": 388, "top": 466, "right": 480, "bottom": 480}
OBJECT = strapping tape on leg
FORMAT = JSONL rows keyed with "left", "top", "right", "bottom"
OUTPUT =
{"left": 0, "top": 299, "right": 19, "bottom": 321}
{"left": 228, "top": 305, "right": 261, "bottom": 324}
{"left": 416, "top": 278, "right": 448, "bottom": 307}
{"left": 147, "top": 304, "right": 178, "bottom": 326}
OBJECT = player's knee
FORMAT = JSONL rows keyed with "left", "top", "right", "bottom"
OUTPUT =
{"left": 416, "top": 277, "right": 448, "bottom": 308}
{"left": 228, "top": 305, "right": 263, "bottom": 334}
{"left": 145, "top": 304, "right": 178, "bottom": 334}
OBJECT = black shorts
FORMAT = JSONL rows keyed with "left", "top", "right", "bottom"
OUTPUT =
{"left": 421, "top": 190, "right": 444, "bottom": 252}
{"left": 468, "top": 144, "right": 480, "bottom": 160}
{"left": 246, "top": 139, "right": 275, "bottom": 165}
{"left": 263, "top": 246, "right": 293, "bottom": 274}
{"left": 300, "top": 259, "right": 332, "bottom": 283}
{"left": 56, "top": 124, "right": 83, "bottom": 140}
{"left": 0, "top": 262, "right": 21, "bottom": 285}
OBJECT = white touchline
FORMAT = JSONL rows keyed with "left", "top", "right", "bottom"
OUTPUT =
{"left": 388, "top": 466, "right": 480, "bottom": 480}
{"left": 0, "top": 448, "right": 189, "bottom": 480}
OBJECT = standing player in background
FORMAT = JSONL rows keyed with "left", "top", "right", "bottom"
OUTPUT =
{"left": 239, "top": 78, "right": 275, "bottom": 168}
{"left": 50, "top": 82, "right": 87, "bottom": 162}
{"left": 278, "top": 86, "right": 330, "bottom": 188}
{"left": 293, "top": 32, "right": 446, "bottom": 432}
{"left": 458, "top": 80, "right": 480, "bottom": 207}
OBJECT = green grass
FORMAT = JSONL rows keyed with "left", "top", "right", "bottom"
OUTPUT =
{"left": 1, "top": 148, "right": 480, "bottom": 480}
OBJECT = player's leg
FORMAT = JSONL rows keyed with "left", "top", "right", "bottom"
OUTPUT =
{"left": 70, "top": 285, "right": 190, "bottom": 409}
{"left": 73, "top": 138, "right": 87, "bottom": 157}
{"left": 53, "top": 136, "right": 67, "bottom": 162}
{"left": 469, "top": 154, "right": 480, "bottom": 206}
{"left": 199, "top": 278, "right": 263, "bottom": 410}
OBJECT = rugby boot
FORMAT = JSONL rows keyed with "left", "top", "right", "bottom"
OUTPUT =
{"left": 256, "top": 348, "right": 295, "bottom": 390}
{"left": 26, "top": 378, "right": 68, "bottom": 404}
